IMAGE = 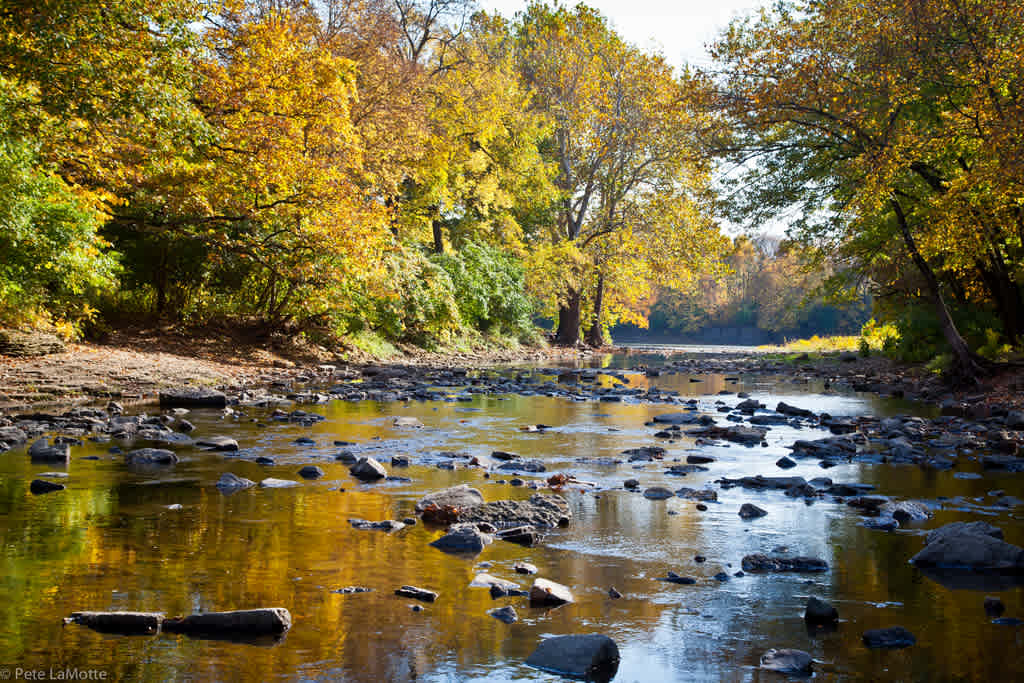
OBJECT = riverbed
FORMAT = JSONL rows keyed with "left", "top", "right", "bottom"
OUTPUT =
{"left": 2, "top": 356, "right": 1022, "bottom": 681}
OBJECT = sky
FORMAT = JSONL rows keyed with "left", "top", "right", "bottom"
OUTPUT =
{"left": 478, "top": 0, "right": 771, "bottom": 69}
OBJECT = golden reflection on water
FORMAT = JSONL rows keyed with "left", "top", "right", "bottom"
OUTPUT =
{"left": 0, "top": 371, "right": 1021, "bottom": 681}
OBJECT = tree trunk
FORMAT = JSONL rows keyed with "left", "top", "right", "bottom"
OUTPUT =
{"left": 555, "top": 288, "right": 582, "bottom": 346}
{"left": 891, "top": 199, "right": 989, "bottom": 384}
{"left": 431, "top": 218, "right": 444, "bottom": 254}
{"left": 585, "top": 273, "right": 606, "bottom": 347}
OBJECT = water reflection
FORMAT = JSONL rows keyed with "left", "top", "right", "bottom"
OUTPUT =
{"left": 0, "top": 368, "right": 1020, "bottom": 681}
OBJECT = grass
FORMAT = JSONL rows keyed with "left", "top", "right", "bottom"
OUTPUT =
{"left": 757, "top": 334, "right": 869, "bottom": 354}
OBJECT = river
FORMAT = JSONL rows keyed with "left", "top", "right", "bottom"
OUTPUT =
{"left": 1, "top": 354, "right": 1022, "bottom": 681}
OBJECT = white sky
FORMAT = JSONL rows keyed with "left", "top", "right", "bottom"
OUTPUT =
{"left": 478, "top": 0, "right": 770, "bottom": 69}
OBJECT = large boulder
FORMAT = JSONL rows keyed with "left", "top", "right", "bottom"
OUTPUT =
{"left": 349, "top": 456, "right": 387, "bottom": 481}
{"left": 911, "top": 522, "right": 1024, "bottom": 570}
{"left": 158, "top": 387, "right": 227, "bottom": 409}
{"left": 415, "top": 484, "right": 484, "bottom": 513}
{"left": 457, "top": 494, "right": 570, "bottom": 529}
{"left": 805, "top": 597, "right": 838, "bottom": 624}
{"left": 525, "top": 634, "right": 619, "bottom": 681}
{"left": 429, "top": 523, "right": 492, "bottom": 554}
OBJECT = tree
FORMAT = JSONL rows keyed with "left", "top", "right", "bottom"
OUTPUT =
{"left": 710, "top": 0, "right": 1024, "bottom": 381}
{"left": 515, "top": 2, "right": 725, "bottom": 346}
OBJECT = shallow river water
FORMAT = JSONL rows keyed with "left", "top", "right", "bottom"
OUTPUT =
{"left": 2, "top": 357, "right": 1023, "bottom": 681}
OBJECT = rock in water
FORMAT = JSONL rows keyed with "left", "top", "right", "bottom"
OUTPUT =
{"left": 162, "top": 608, "right": 292, "bottom": 637}
{"left": 741, "top": 554, "right": 828, "bottom": 573}
{"left": 414, "top": 484, "right": 484, "bottom": 512}
{"left": 911, "top": 523, "right": 1024, "bottom": 570}
{"left": 643, "top": 486, "right": 674, "bottom": 500}
{"left": 394, "top": 586, "right": 437, "bottom": 602}
{"left": 457, "top": 494, "right": 571, "bottom": 529}
{"left": 984, "top": 596, "right": 1006, "bottom": 617}
{"left": 529, "top": 578, "right": 574, "bottom": 607}
{"left": 490, "top": 606, "right": 518, "bottom": 624}
{"left": 158, "top": 387, "right": 227, "bottom": 409}
{"left": 525, "top": 634, "right": 620, "bottom": 681}
{"left": 805, "top": 597, "right": 839, "bottom": 624}
{"left": 195, "top": 436, "right": 239, "bottom": 452}
{"left": 429, "top": 523, "right": 492, "bottom": 554}
{"left": 760, "top": 649, "right": 813, "bottom": 675}
{"left": 349, "top": 456, "right": 387, "bottom": 481}
{"left": 259, "top": 478, "right": 300, "bottom": 488}
{"left": 862, "top": 626, "right": 916, "bottom": 649}
{"left": 125, "top": 448, "right": 179, "bottom": 466}
{"left": 216, "top": 473, "right": 255, "bottom": 493}
{"left": 298, "top": 465, "right": 324, "bottom": 479}
{"left": 67, "top": 611, "right": 163, "bottom": 635}
{"left": 30, "top": 479, "right": 65, "bottom": 494}
{"left": 28, "top": 438, "right": 70, "bottom": 463}
{"left": 738, "top": 503, "right": 767, "bottom": 519}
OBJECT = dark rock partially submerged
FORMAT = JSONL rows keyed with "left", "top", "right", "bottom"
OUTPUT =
{"left": 394, "top": 586, "right": 437, "bottom": 602}
{"left": 741, "top": 554, "right": 828, "bottom": 573}
{"left": 911, "top": 522, "right": 1024, "bottom": 571}
{"left": 430, "top": 523, "right": 492, "bottom": 554}
{"left": 30, "top": 479, "right": 66, "bottom": 494}
{"left": 760, "top": 648, "right": 813, "bottom": 675}
{"left": 125, "top": 448, "right": 179, "bottom": 466}
{"left": 67, "top": 611, "right": 163, "bottom": 635}
{"left": 457, "top": 494, "right": 570, "bottom": 529}
{"left": 159, "top": 388, "right": 227, "bottom": 409}
{"left": 525, "top": 634, "right": 620, "bottom": 682}
{"left": 162, "top": 608, "right": 292, "bottom": 638}
{"left": 862, "top": 626, "right": 916, "bottom": 649}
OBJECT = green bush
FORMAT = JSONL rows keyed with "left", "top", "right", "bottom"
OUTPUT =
{"left": 431, "top": 241, "right": 536, "bottom": 340}
{"left": 0, "top": 80, "right": 119, "bottom": 333}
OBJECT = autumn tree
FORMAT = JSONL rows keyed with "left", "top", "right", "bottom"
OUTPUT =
{"left": 711, "top": 0, "right": 1024, "bottom": 379}
{"left": 515, "top": 2, "right": 726, "bottom": 346}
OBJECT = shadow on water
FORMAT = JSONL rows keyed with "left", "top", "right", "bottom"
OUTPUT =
{"left": 0, "top": 354, "right": 1020, "bottom": 681}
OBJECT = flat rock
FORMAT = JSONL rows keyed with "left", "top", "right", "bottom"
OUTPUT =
{"left": 760, "top": 648, "right": 813, "bottom": 675}
{"left": 862, "top": 626, "right": 916, "bottom": 649}
{"left": 925, "top": 521, "right": 1003, "bottom": 545}
{"left": 529, "top": 578, "right": 574, "bottom": 607}
{"left": 259, "top": 478, "right": 300, "bottom": 488}
{"left": 458, "top": 494, "right": 570, "bottom": 529}
{"left": 195, "top": 436, "right": 239, "bottom": 452}
{"left": 125, "top": 448, "right": 178, "bottom": 466}
{"left": 67, "top": 611, "right": 163, "bottom": 635}
{"left": 415, "top": 484, "right": 485, "bottom": 513}
{"left": 496, "top": 459, "right": 547, "bottom": 473}
{"left": 525, "top": 634, "right": 619, "bottom": 680}
{"left": 470, "top": 573, "right": 520, "bottom": 591}
{"left": 162, "top": 608, "right": 291, "bottom": 637}
{"left": 393, "top": 416, "right": 424, "bottom": 428}
{"left": 349, "top": 518, "right": 405, "bottom": 532}
{"left": 394, "top": 585, "right": 437, "bottom": 602}
{"left": 652, "top": 412, "right": 702, "bottom": 424}
{"left": 159, "top": 388, "right": 227, "bottom": 409}
{"left": 514, "top": 562, "right": 538, "bottom": 575}
{"left": 741, "top": 554, "right": 828, "bottom": 573}
{"left": 675, "top": 487, "right": 718, "bottom": 502}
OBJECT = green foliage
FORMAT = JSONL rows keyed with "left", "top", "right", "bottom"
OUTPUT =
{"left": 431, "top": 242, "right": 535, "bottom": 339}
{"left": 0, "top": 78, "right": 118, "bottom": 332}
